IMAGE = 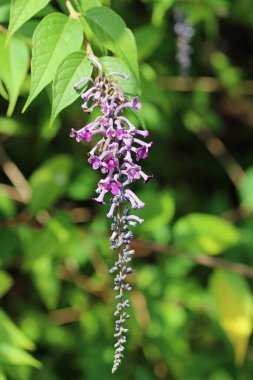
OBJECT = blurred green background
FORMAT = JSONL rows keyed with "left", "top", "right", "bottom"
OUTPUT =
{"left": 1, "top": 0, "right": 253, "bottom": 379}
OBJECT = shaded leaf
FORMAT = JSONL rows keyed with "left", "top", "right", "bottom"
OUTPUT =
{"left": 23, "top": 13, "right": 83, "bottom": 111}
{"left": 32, "top": 255, "right": 61, "bottom": 310}
{"left": 29, "top": 155, "right": 73, "bottom": 214}
{"left": 6, "top": 0, "right": 51, "bottom": 42}
{"left": 134, "top": 25, "right": 163, "bottom": 61}
{"left": 173, "top": 213, "right": 239, "bottom": 255}
{"left": 85, "top": 7, "right": 139, "bottom": 81}
{"left": 51, "top": 52, "right": 92, "bottom": 125}
{"left": 209, "top": 270, "right": 253, "bottom": 366}
{"left": 0, "top": 34, "right": 29, "bottom": 116}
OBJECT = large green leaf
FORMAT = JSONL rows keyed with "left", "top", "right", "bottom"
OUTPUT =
{"left": 209, "top": 270, "right": 253, "bottom": 366}
{"left": 173, "top": 213, "right": 240, "bottom": 255}
{"left": 50, "top": 52, "right": 92, "bottom": 125}
{"left": 0, "top": 34, "right": 29, "bottom": 116}
{"left": 23, "top": 13, "right": 83, "bottom": 111}
{"left": 0, "top": 344, "right": 41, "bottom": 368}
{"left": 85, "top": 7, "right": 139, "bottom": 82}
{"left": 6, "top": 0, "right": 51, "bottom": 42}
{"left": 29, "top": 155, "right": 73, "bottom": 214}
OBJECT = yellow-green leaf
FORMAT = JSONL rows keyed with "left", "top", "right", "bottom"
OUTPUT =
{"left": 209, "top": 270, "right": 253, "bottom": 366}
{"left": 173, "top": 213, "right": 240, "bottom": 255}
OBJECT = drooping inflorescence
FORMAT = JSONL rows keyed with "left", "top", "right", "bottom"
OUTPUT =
{"left": 173, "top": 8, "right": 194, "bottom": 77}
{"left": 70, "top": 55, "right": 153, "bottom": 373}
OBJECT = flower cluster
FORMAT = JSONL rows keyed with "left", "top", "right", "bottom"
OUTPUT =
{"left": 71, "top": 55, "right": 152, "bottom": 373}
{"left": 173, "top": 8, "right": 194, "bottom": 76}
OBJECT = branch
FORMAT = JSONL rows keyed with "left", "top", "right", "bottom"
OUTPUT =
{"left": 0, "top": 25, "right": 7, "bottom": 35}
{"left": 65, "top": 0, "right": 80, "bottom": 19}
{"left": 0, "top": 144, "right": 31, "bottom": 203}
{"left": 158, "top": 76, "right": 253, "bottom": 95}
{"left": 132, "top": 239, "right": 253, "bottom": 280}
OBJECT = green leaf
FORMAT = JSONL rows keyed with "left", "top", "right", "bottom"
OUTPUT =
{"left": 0, "top": 344, "right": 41, "bottom": 368}
{"left": 99, "top": 56, "right": 139, "bottom": 96}
{"left": 6, "top": 0, "right": 51, "bottom": 42}
{"left": 0, "top": 309, "right": 35, "bottom": 351}
{"left": 134, "top": 25, "right": 163, "bottom": 61}
{"left": 23, "top": 13, "right": 83, "bottom": 111}
{"left": 50, "top": 52, "right": 92, "bottom": 125}
{"left": 0, "top": 368, "right": 6, "bottom": 380}
{"left": 79, "top": 0, "right": 102, "bottom": 12}
{"left": 238, "top": 167, "right": 253, "bottom": 211}
{"left": 0, "top": 34, "right": 29, "bottom": 116}
{"left": 173, "top": 213, "right": 240, "bottom": 255}
{"left": 32, "top": 255, "right": 61, "bottom": 310}
{"left": 0, "top": 81, "right": 8, "bottom": 100}
{"left": 85, "top": 7, "right": 139, "bottom": 82}
{"left": 0, "top": 0, "right": 10, "bottom": 23}
{"left": 29, "top": 155, "right": 73, "bottom": 215}
{"left": 0, "top": 187, "right": 16, "bottom": 219}
{"left": 0, "top": 271, "right": 13, "bottom": 298}
{"left": 209, "top": 270, "right": 253, "bottom": 366}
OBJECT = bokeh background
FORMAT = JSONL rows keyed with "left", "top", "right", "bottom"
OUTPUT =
{"left": 1, "top": 0, "right": 253, "bottom": 379}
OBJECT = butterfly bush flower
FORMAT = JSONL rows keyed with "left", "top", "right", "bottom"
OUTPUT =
{"left": 173, "top": 8, "right": 194, "bottom": 76}
{"left": 71, "top": 55, "right": 153, "bottom": 373}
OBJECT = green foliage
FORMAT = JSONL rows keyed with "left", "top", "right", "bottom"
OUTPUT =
{"left": 0, "top": 34, "right": 29, "bottom": 116}
{"left": 173, "top": 213, "right": 240, "bottom": 255}
{"left": 85, "top": 7, "right": 139, "bottom": 82}
{"left": 23, "top": 13, "right": 83, "bottom": 111}
{"left": 29, "top": 155, "right": 73, "bottom": 214}
{"left": 51, "top": 52, "right": 92, "bottom": 125}
{"left": 209, "top": 270, "right": 253, "bottom": 366}
{"left": 6, "top": 0, "right": 51, "bottom": 42}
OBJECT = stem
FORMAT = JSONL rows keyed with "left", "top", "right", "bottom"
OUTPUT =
{"left": 65, "top": 0, "right": 81, "bottom": 19}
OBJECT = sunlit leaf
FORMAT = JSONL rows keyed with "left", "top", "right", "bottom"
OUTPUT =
{"left": 0, "top": 309, "right": 35, "bottom": 351}
{"left": 85, "top": 7, "right": 139, "bottom": 82}
{"left": 6, "top": 0, "right": 51, "bottom": 42}
{"left": 209, "top": 270, "right": 253, "bottom": 366}
{"left": 173, "top": 213, "right": 240, "bottom": 255}
{"left": 51, "top": 52, "right": 92, "bottom": 125}
{"left": 23, "top": 13, "right": 83, "bottom": 111}
{"left": 0, "top": 344, "right": 41, "bottom": 368}
{"left": 0, "top": 34, "right": 29, "bottom": 116}
{"left": 0, "top": 271, "right": 13, "bottom": 298}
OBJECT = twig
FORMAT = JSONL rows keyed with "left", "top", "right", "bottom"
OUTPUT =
{"left": 132, "top": 239, "right": 253, "bottom": 280}
{"left": 158, "top": 76, "right": 253, "bottom": 95}
{"left": 0, "top": 144, "right": 31, "bottom": 203}
{"left": 194, "top": 124, "right": 245, "bottom": 187}
{"left": 65, "top": 0, "right": 81, "bottom": 19}
{"left": 0, "top": 183, "right": 26, "bottom": 203}
{"left": 0, "top": 25, "right": 7, "bottom": 35}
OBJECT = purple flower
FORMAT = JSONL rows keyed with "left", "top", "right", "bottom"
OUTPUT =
{"left": 71, "top": 55, "right": 153, "bottom": 373}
